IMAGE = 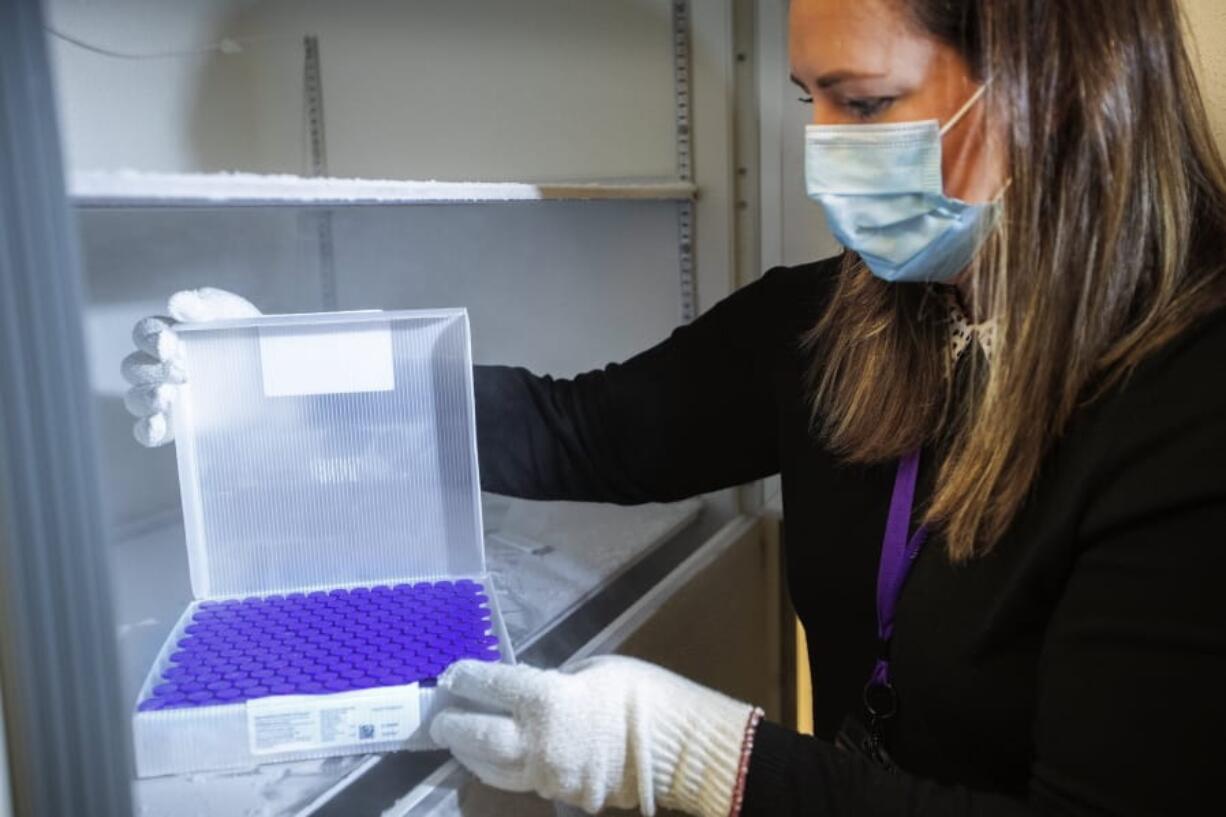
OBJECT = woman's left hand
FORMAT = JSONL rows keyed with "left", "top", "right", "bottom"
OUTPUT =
{"left": 429, "top": 655, "right": 762, "bottom": 817}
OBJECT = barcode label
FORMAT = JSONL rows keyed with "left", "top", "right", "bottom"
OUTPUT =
{"left": 247, "top": 685, "right": 421, "bottom": 756}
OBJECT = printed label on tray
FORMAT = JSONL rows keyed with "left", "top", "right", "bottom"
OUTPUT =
{"left": 258, "top": 320, "right": 394, "bottom": 397}
{"left": 247, "top": 685, "right": 421, "bottom": 755}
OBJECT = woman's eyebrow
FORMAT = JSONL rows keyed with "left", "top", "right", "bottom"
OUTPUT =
{"left": 790, "top": 70, "right": 886, "bottom": 90}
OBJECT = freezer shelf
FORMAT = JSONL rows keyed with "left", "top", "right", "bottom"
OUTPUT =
{"left": 71, "top": 170, "right": 697, "bottom": 209}
{"left": 482, "top": 494, "right": 702, "bottom": 649}
{"left": 122, "top": 494, "right": 704, "bottom": 816}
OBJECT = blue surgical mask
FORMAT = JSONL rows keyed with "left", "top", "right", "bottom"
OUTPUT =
{"left": 804, "top": 85, "right": 999, "bottom": 283}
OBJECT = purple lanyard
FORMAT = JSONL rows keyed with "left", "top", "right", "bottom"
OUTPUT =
{"left": 868, "top": 450, "right": 929, "bottom": 694}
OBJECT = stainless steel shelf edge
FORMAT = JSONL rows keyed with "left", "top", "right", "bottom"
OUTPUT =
{"left": 566, "top": 513, "right": 759, "bottom": 662}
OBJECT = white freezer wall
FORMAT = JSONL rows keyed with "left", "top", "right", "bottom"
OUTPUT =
{"left": 754, "top": 0, "right": 842, "bottom": 273}
{"left": 46, "top": 0, "right": 678, "bottom": 181}
{"left": 49, "top": 0, "right": 743, "bottom": 314}
{"left": 326, "top": 202, "right": 683, "bottom": 364}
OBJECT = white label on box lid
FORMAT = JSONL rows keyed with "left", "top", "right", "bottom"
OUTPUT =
{"left": 258, "top": 321, "right": 394, "bottom": 397}
{"left": 247, "top": 685, "right": 421, "bottom": 756}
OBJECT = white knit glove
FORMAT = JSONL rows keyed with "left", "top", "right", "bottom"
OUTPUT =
{"left": 120, "top": 288, "right": 261, "bottom": 447}
{"left": 430, "top": 655, "right": 762, "bottom": 817}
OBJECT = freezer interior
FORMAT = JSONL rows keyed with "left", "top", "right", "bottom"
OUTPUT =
{"left": 50, "top": 0, "right": 768, "bottom": 811}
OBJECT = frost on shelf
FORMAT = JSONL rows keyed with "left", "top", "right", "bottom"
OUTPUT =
{"left": 71, "top": 169, "right": 550, "bottom": 204}
{"left": 70, "top": 169, "right": 696, "bottom": 206}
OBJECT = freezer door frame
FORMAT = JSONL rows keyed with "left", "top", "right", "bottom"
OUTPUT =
{"left": 0, "top": 1, "right": 133, "bottom": 814}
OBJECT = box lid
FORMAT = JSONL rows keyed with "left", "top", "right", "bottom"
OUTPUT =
{"left": 172, "top": 309, "right": 485, "bottom": 598}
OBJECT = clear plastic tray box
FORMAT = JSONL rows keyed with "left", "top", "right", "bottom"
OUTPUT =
{"left": 130, "top": 309, "right": 513, "bottom": 778}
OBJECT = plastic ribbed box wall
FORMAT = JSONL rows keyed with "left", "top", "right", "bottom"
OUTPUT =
{"left": 131, "top": 309, "right": 513, "bottom": 778}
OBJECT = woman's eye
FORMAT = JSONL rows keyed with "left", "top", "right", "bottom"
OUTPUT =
{"left": 845, "top": 96, "right": 895, "bottom": 119}
{"left": 797, "top": 95, "right": 814, "bottom": 104}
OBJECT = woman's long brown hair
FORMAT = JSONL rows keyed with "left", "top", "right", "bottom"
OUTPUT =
{"left": 808, "top": 0, "right": 1226, "bottom": 561}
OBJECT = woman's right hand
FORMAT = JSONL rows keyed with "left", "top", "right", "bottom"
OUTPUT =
{"left": 120, "top": 287, "right": 261, "bottom": 447}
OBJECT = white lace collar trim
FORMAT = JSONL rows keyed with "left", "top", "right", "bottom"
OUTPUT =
{"left": 944, "top": 290, "right": 997, "bottom": 364}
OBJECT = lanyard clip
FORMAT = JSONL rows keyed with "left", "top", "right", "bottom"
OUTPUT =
{"left": 863, "top": 677, "right": 899, "bottom": 722}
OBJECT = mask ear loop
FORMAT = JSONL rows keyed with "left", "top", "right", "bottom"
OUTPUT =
{"left": 939, "top": 81, "right": 1012, "bottom": 202}
{"left": 939, "top": 81, "right": 990, "bottom": 137}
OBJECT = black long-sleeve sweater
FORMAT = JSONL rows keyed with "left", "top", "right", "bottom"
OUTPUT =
{"left": 472, "top": 257, "right": 1226, "bottom": 816}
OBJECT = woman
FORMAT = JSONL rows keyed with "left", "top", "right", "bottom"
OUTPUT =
{"left": 123, "top": 0, "right": 1226, "bottom": 813}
